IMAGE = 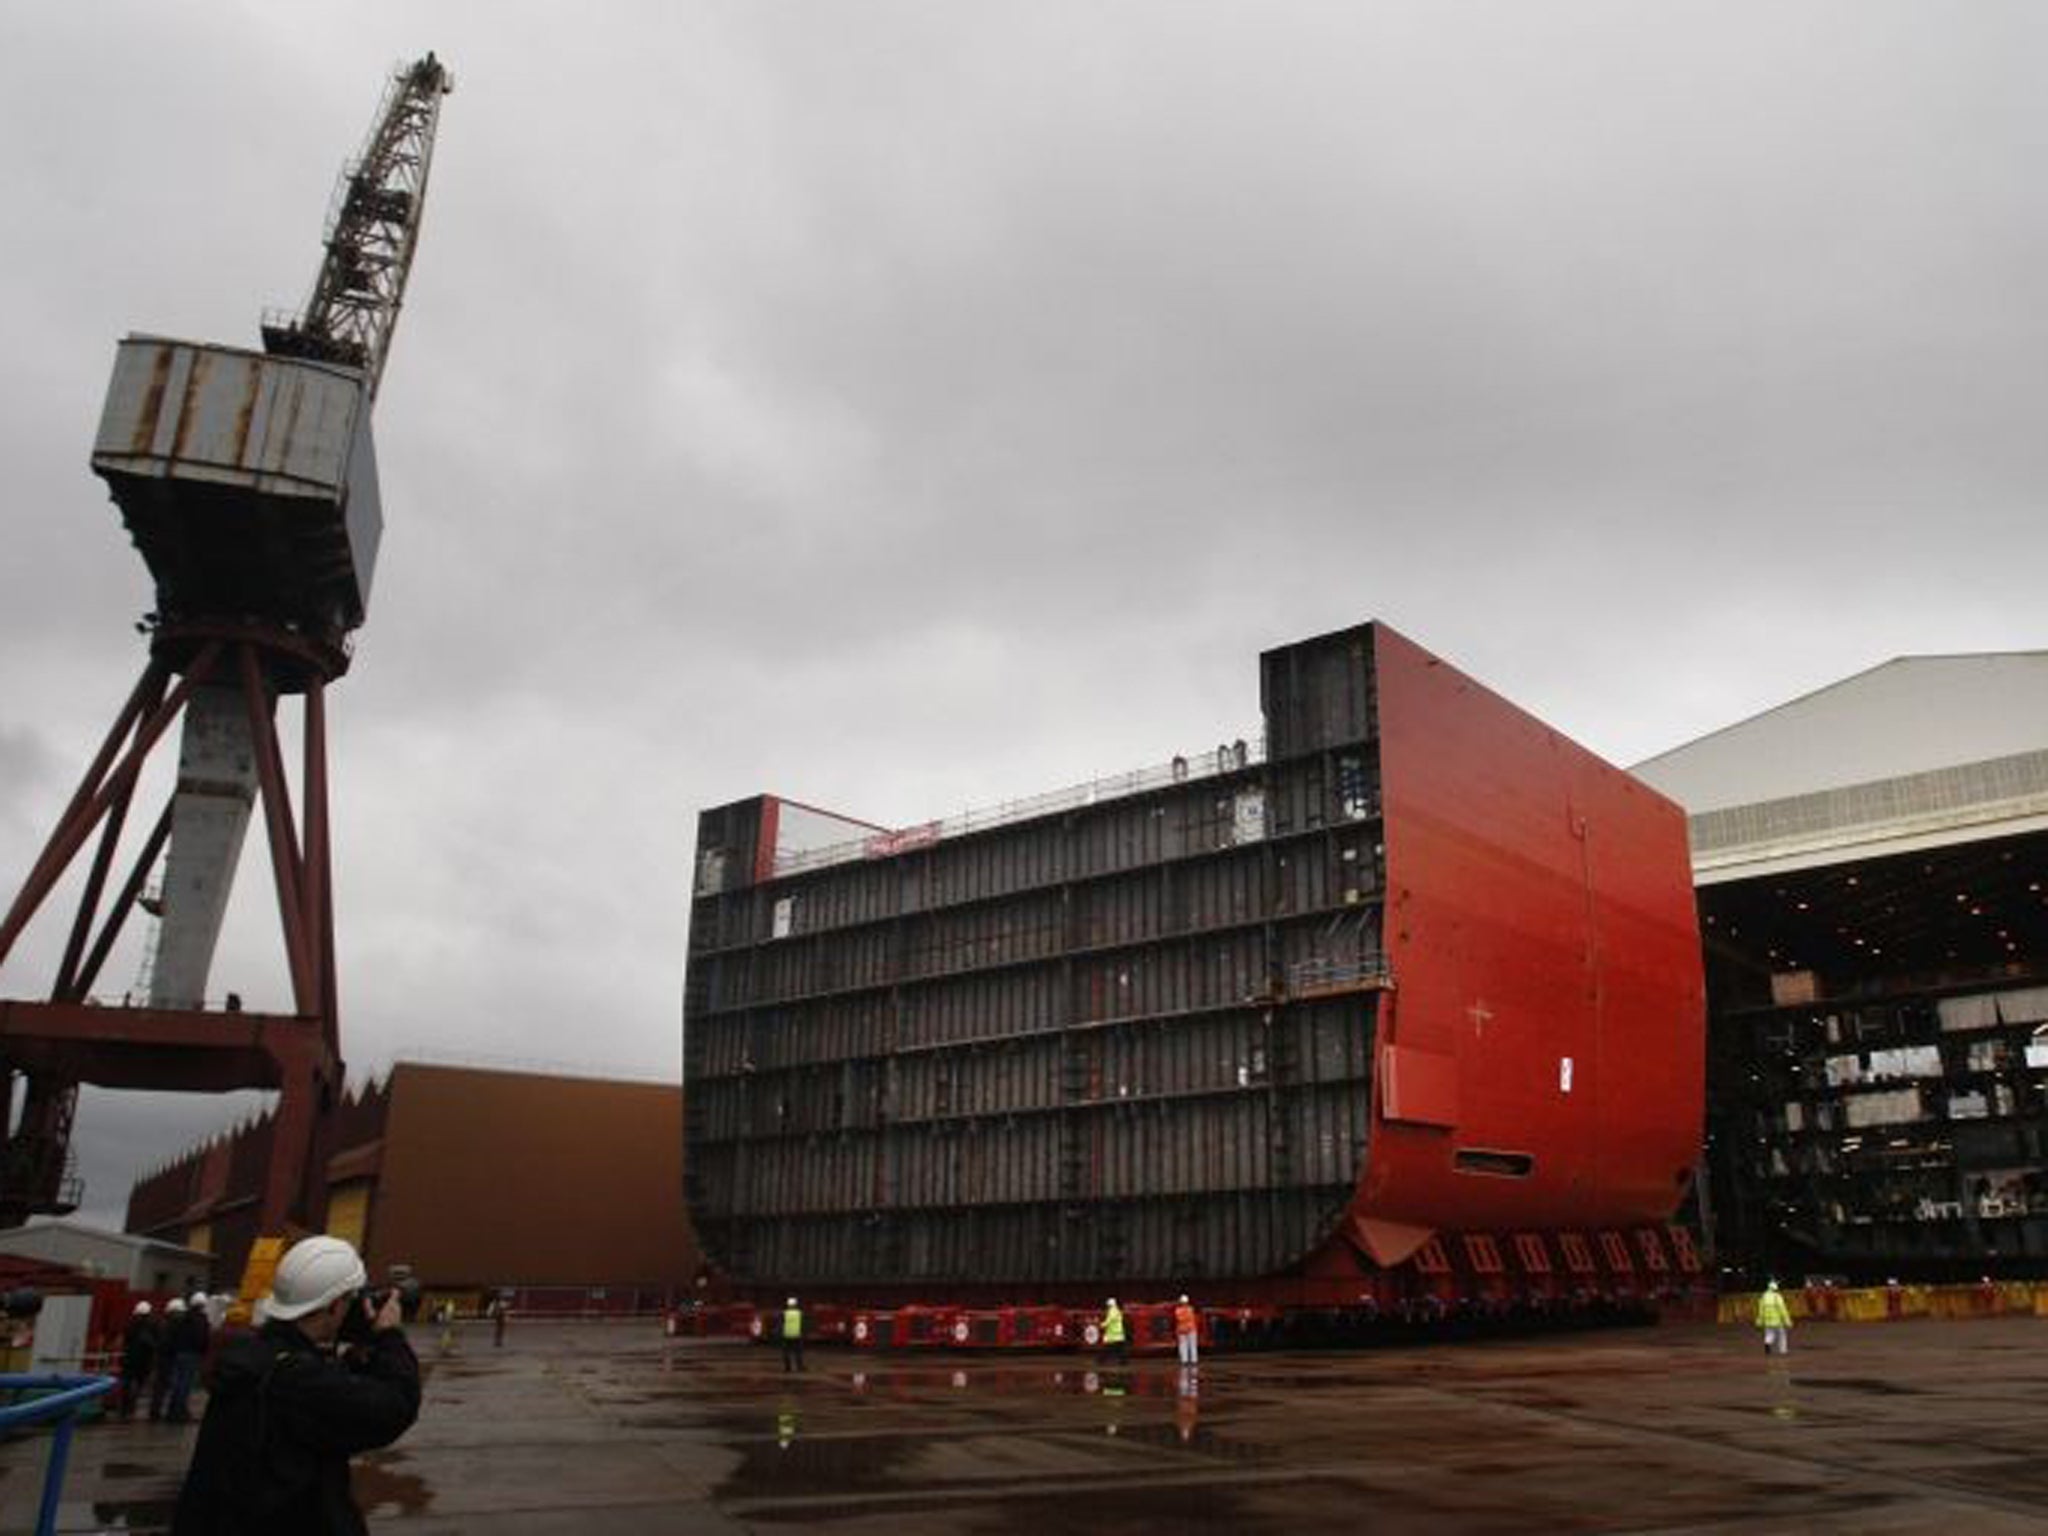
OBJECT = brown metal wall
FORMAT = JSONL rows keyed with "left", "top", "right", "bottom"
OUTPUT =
{"left": 367, "top": 1064, "right": 698, "bottom": 1289}
{"left": 126, "top": 1066, "right": 696, "bottom": 1293}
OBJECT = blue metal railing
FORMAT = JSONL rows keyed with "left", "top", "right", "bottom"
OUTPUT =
{"left": 0, "top": 1373, "right": 119, "bottom": 1536}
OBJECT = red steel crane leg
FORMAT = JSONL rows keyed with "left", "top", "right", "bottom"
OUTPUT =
{"left": 0, "top": 636, "right": 342, "bottom": 1229}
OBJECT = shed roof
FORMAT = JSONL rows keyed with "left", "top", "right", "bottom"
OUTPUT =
{"left": 1634, "top": 652, "right": 2048, "bottom": 883}
{"left": 1635, "top": 652, "right": 2048, "bottom": 814}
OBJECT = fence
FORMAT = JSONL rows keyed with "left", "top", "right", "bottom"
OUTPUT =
{"left": 1718, "top": 1281, "right": 2048, "bottom": 1325}
{"left": 773, "top": 738, "right": 1267, "bottom": 877}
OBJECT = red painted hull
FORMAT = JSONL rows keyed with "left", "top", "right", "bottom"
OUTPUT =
{"left": 1352, "top": 626, "right": 1705, "bottom": 1265}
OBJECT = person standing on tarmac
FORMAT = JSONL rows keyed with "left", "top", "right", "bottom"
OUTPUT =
{"left": 163, "top": 1290, "right": 212, "bottom": 1422}
{"left": 1756, "top": 1279, "right": 1794, "bottom": 1356}
{"left": 150, "top": 1298, "right": 186, "bottom": 1421}
{"left": 781, "top": 1296, "right": 805, "bottom": 1372}
{"left": 119, "top": 1301, "right": 158, "bottom": 1420}
{"left": 1099, "top": 1298, "right": 1128, "bottom": 1365}
{"left": 172, "top": 1234, "right": 420, "bottom": 1536}
{"left": 1173, "top": 1294, "right": 1199, "bottom": 1370}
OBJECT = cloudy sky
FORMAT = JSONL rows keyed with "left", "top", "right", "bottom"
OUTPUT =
{"left": 2, "top": 2, "right": 2042, "bottom": 1223}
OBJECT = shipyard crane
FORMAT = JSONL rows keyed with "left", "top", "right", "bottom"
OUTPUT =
{"left": 0, "top": 55, "right": 453, "bottom": 1234}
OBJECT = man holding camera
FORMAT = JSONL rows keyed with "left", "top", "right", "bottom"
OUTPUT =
{"left": 173, "top": 1234, "right": 420, "bottom": 1535}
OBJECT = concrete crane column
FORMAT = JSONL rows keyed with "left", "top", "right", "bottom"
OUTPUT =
{"left": 148, "top": 684, "right": 257, "bottom": 1009}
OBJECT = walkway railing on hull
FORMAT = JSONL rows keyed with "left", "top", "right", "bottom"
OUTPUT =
{"left": 773, "top": 735, "right": 1268, "bottom": 878}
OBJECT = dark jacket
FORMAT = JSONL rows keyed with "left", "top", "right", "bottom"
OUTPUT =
{"left": 121, "top": 1314, "right": 159, "bottom": 1376}
{"left": 172, "top": 1317, "right": 420, "bottom": 1536}
{"left": 172, "top": 1306, "right": 212, "bottom": 1357}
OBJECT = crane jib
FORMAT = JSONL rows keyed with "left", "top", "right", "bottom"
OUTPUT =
{"left": 260, "top": 52, "right": 454, "bottom": 404}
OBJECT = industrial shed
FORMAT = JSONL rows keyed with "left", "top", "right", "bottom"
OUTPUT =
{"left": 125, "top": 1061, "right": 698, "bottom": 1308}
{"left": 0, "top": 1217, "right": 212, "bottom": 1296}
{"left": 1634, "top": 652, "right": 2048, "bottom": 1280}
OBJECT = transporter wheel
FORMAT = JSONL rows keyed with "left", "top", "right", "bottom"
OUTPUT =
{"left": 952, "top": 1319, "right": 970, "bottom": 1344}
{"left": 748, "top": 1317, "right": 763, "bottom": 1339}
{"left": 853, "top": 1319, "right": 870, "bottom": 1343}
{"left": 1083, "top": 1323, "right": 1101, "bottom": 1347}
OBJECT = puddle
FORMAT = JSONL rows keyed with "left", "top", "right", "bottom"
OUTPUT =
{"left": 353, "top": 1453, "right": 435, "bottom": 1516}
{"left": 1107, "top": 1418, "right": 1276, "bottom": 1462}
{"left": 90, "top": 1495, "right": 178, "bottom": 1530}
{"left": 717, "top": 1426, "right": 921, "bottom": 1499}
{"left": 1800, "top": 1378, "right": 1919, "bottom": 1397}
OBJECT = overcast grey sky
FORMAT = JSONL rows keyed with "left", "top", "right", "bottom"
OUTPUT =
{"left": 3, "top": 2, "right": 2043, "bottom": 1224}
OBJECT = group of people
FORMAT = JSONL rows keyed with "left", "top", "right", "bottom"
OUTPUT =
{"left": 118, "top": 1235, "right": 423, "bottom": 1535}
{"left": 117, "top": 1291, "right": 215, "bottom": 1422}
{"left": 771, "top": 1293, "right": 1206, "bottom": 1371}
{"left": 1095, "top": 1293, "right": 1202, "bottom": 1367}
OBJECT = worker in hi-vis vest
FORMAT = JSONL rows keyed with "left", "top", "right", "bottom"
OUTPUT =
{"left": 1755, "top": 1280, "right": 1793, "bottom": 1356}
{"left": 1173, "top": 1295, "right": 1199, "bottom": 1369}
{"left": 780, "top": 1297, "right": 805, "bottom": 1372}
{"left": 1099, "top": 1297, "right": 1127, "bottom": 1364}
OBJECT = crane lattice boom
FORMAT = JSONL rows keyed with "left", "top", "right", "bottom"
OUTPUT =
{"left": 262, "top": 52, "right": 453, "bottom": 399}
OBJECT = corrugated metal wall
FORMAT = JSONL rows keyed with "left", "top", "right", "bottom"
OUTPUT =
{"left": 685, "top": 674, "right": 1388, "bottom": 1289}
{"left": 370, "top": 1065, "right": 699, "bottom": 1289}
{"left": 128, "top": 1067, "right": 698, "bottom": 1293}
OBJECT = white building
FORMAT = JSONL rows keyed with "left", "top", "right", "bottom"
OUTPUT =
{"left": 1634, "top": 651, "right": 2048, "bottom": 884}
{"left": 0, "top": 1217, "right": 212, "bottom": 1295}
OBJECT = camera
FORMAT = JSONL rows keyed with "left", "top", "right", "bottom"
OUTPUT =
{"left": 337, "top": 1271, "right": 424, "bottom": 1345}
{"left": 337, "top": 1288, "right": 386, "bottom": 1346}
{"left": 385, "top": 1266, "right": 424, "bottom": 1323}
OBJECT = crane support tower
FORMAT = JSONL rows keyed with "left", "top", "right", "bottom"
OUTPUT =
{"left": 0, "top": 54, "right": 453, "bottom": 1230}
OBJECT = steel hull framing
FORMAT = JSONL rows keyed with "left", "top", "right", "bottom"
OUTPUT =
{"left": 681, "top": 622, "right": 1704, "bottom": 1295}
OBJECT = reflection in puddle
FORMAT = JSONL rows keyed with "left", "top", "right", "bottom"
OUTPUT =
{"left": 353, "top": 1453, "right": 435, "bottom": 1516}
{"left": 98, "top": 1461, "right": 166, "bottom": 1480}
{"left": 91, "top": 1495, "right": 179, "bottom": 1530}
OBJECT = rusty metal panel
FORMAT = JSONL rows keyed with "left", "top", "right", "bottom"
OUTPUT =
{"left": 91, "top": 337, "right": 380, "bottom": 630}
{"left": 94, "top": 338, "right": 359, "bottom": 494}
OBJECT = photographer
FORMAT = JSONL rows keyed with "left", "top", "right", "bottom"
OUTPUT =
{"left": 173, "top": 1235, "right": 420, "bottom": 1535}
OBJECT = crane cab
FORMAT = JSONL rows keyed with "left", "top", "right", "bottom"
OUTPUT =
{"left": 90, "top": 336, "right": 381, "bottom": 649}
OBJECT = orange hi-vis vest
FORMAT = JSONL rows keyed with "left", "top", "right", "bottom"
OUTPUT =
{"left": 1173, "top": 1303, "right": 1196, "bottom": 1336}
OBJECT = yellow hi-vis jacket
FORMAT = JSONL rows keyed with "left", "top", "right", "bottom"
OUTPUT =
{"left": 1755, "top": 1289, "right": 1793, "bottom": 1329}
{"left": 782, "top": 1307, "right": 803, "bottom": 1339}
{"left": 1101, "top": 1305, "right": 1126, "bottom": 1344}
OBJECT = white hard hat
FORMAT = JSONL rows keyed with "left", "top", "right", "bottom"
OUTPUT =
{"left": 267, "top": 1234, "right": 367, "bottom": 1321}
{"left": 190, "top": 1291, "right": 209, "bottom": 1307}
{"left": 1106, "top": 1297, "right": 1117, "bottom": 1306}
{"left": 1178, "top": 1294, "right": 1189, "bottom": 1304}
{"left": 166, "top": 1297, "right": 186, "bottom": 1313}
{"left": 133, "top": 1300, "right": 152, "bottom": 1316}
{"left": 786, "top": 1296, "right": 797, "bottom": 1306}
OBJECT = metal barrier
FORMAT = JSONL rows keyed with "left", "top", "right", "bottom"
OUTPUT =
{"left": 1718, "top": 1281, "right": 2048, "bottom": 1326}
{"left": 0, "top": 1373, "right": 119, "bottom": 1536}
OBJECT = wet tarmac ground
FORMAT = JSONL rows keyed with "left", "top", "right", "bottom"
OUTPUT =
{"left": 4, "top": 1317, "right": 2047, "bottom": 1533}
